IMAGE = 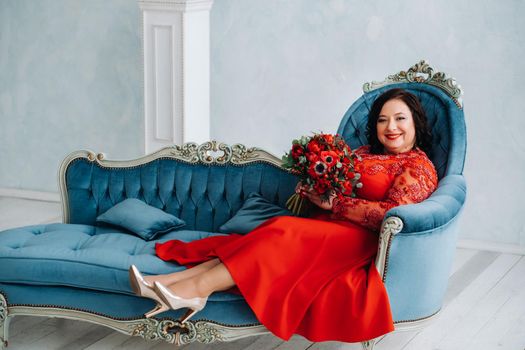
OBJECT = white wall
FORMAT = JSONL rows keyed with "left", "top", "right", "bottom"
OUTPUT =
{"left": 209, "top": 1, "right": 525, "bottom": 250}
{"left": 1, "top": 0, "right": 524, "bottom": 250}
{"left": 0, "top": 0, "right": 143, "bottom": 192}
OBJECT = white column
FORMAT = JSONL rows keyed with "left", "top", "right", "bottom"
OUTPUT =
{"left": 139, "top": 0, "right": 213, "bottom": 154}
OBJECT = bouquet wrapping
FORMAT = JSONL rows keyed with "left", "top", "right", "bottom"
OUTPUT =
{"left": 282, "top": 133, "right": 362, "bottom": 216}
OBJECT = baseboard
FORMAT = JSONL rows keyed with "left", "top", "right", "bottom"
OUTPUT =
{"left": 457, "top": 238, "right": 525, "bottom": 256}
{"left": 0, "top": 187, "right": 60, "bottom": 202}
{"left": 1, "top": 189, "right": 524, "bottom": 256}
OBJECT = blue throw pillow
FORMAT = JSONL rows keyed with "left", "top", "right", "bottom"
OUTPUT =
{"left": 96, "top": 198, "right": 186, "bottom": 240}
{"left": 218, "top": 193, "right": 293, "bottom": 234}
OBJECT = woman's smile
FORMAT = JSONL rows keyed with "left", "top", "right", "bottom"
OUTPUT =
{"left": 385, "top": 134, "right": 402, "bottom": 140}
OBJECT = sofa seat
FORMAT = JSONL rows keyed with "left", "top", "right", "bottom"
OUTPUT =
{"left": 0, "top": 223, "right": 242, "bottom": 302}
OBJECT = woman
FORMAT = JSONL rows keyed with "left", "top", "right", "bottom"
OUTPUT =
{"left": 128, "top": 88, "right": 438, "bottom": 343}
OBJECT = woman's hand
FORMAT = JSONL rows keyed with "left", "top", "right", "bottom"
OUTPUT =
{"left": 295, "top": 182, "right": 305, "bottom": 195}
{"left": 296, "top": 184, "right": 336, "bottom": 210}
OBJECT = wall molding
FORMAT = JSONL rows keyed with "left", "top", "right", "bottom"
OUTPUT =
{"left": 0, "top": 188, "right": 60, "bottom": 203}
{"left": 457, "top": 238, "right": 525, "bottom": 256}
{"left": 139, "top": 0, "right": 213, "bottom": 154}
{"left": 138, "top": 0, "right": 213, "bottom": 12}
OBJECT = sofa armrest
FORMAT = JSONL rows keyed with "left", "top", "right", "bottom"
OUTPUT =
{"left": 385, "top": 174, "right": 467, "bottom": 235}
{"left": 374, "top": 174, "right": 466, "bottom": 281}
{"left": 373, "top": 175, "right": 467, "bottom": 321}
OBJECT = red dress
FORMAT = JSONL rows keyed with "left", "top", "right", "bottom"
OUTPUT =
{"left": 155, "top": 145, "right": 438, "bottom": 343}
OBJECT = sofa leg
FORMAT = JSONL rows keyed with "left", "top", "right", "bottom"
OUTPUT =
{"left": 361, "top": 338, "right": 376, "bottom": 350}
{"left": 0, "top": 294, "right": 9, "bottom": 349}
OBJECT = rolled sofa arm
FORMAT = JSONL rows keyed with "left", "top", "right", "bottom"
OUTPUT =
{"left": 374, "top": 174, "right": 467, "bottom": 281}
{"left": 385, "top": 174, "right": 467, "bottom": 234}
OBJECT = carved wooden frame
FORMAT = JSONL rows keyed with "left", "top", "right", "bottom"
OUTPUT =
{"left": 363, "top": 59, "right": 464, "bottom": 109}
{"left": 58, "top": 140, "right": 283, "bottom": 224}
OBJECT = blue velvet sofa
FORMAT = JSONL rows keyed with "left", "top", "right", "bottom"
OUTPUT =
{"left": 0, "top": 60, "right": 466, "bottom": 350}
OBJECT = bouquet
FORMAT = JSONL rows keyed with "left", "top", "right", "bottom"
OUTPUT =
{"left": 282, "top": 132, "right": 362, "bottom": 216}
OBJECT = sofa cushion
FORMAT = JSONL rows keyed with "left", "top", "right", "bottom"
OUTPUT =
{"left": 218, "top": 192, "right": 293, "bottom": 234}
{"left": 96, "top": 198, "right": 186, "bottom": 240}
{"left": 0, "top": 223, "right": 242, "bottom": 302}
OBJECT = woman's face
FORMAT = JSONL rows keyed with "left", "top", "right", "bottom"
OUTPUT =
{"left": 376, "top": 98, "right": 416, "bottom": 154}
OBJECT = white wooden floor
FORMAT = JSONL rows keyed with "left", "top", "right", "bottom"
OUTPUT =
{"left": 1, "top": 196, "right": 524, "bottom": 350}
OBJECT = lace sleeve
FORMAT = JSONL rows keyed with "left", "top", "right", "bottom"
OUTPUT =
{"left": 331, "top": 157, "right": 438, "bottom": 231}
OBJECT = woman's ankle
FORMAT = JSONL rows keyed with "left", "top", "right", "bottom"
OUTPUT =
{"left": 144, "top": 260, "right": 221, "bottom": 289}
{"left": 144, "top": 274, "right": 172, "bottom": 286}
{"left": 169, "top": 277, "right": 210, "bottom": 299}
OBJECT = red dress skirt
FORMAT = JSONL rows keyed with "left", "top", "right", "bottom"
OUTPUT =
{"left": 155, "top": 210, "right": 394, "bottom": 342}
{"left": 151, "top": 146, "right": 441, "bottom": 342}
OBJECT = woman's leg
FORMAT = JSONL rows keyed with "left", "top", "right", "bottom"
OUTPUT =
{"left": 160, "top": 262, "right": 235, "bottom": 299}
{"left": 144, "top": 258, "right": 221, "bottom": 286}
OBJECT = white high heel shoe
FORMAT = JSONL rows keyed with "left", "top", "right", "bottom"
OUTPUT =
{"left": 153, "top": 281, "right": 208, "bottom": 323}
{"left": 128, "top": 265, "right": 170, "bottom": 318}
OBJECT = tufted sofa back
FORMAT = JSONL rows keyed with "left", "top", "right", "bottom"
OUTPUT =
{"left": 337, "top": 82, "right": 466, "bottom": 180}
{"left": 63, "top": 156, "right": 298, "bottom": 230}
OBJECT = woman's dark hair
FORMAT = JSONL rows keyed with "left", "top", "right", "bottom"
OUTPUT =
{"left": 366, "top": 88, "right": 433, "bottom": 155}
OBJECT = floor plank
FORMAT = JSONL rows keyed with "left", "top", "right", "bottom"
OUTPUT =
{"left": 9, "top": 318, "right": 64, "bottom": 348}
{"left": 449, "top": 248, "right": 478, "bottom": 276}
{"left": 499, "top": 306, "right": 525, "bottom": 350}
{"left": 185, "top": 336, "right": 258, "bottom": 350}
{"left": 0, "top": 197, "right": 60, "bottom": 230}
{"left": 401, "top": 253, "right": 522, "bottom": 350}
{"left": 57, "top": 326, "right": 115, "bottom": 350}
{"left": 241, "top": 333, "right": 284, "bottom": 350}
{"left": 306, "top": 340, "right": 363, "bottom": 349}
{"left": 374, "top": 330, "right": 418, "bottom": 350}
{"left": 375, "top": 249, "right": 493, "bottom": 349}
{"left": 376, "top": 250, "right": 500, "bottom": 350}
{"left": 466, "top": 287, "right": 525, "bottom": 350}
{"left": 436, "top": 256, "right": 525, "bottom": 350}
{"left": 23, "top": 318, "right": 100, "bottom": 350}
{"left": 273, "top": 335, "right": 313, "bottom": 350}
{"left": 443, "top": 250, "right": 500, "bottom": 306}
{"left": 82, "top": 331, "right": 138, "bottom": 350}
{"left": 8, "top": 315, "right": 50, "bottom": 338}
{"left": 111, "top": 334, "right": 171, "bottom": 350}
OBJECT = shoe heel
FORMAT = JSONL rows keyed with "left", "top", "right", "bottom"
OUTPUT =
{"left": 129, "top": 265, "right": 151, "bottom": 295}
{"left": 144, "top": 303, "right": 170, "bottom": 318}
{"left": 180, "top": 308, "right": 199, "bottom": 323}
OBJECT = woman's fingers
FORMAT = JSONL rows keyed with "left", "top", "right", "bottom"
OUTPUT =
{"left": 303, "top": 191, "right": 334, "bottom": 210}
{"left": 295, "top": 186, "right": 334, "bottom": 209}
{"left": 296, "top": 184, "right": 312, "bottom": 197}
{"left": 295, "top": 183, "right": 307, "bottom": 194}
{"left": 304, "top": 191, "right": 320, "bottom": 204}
